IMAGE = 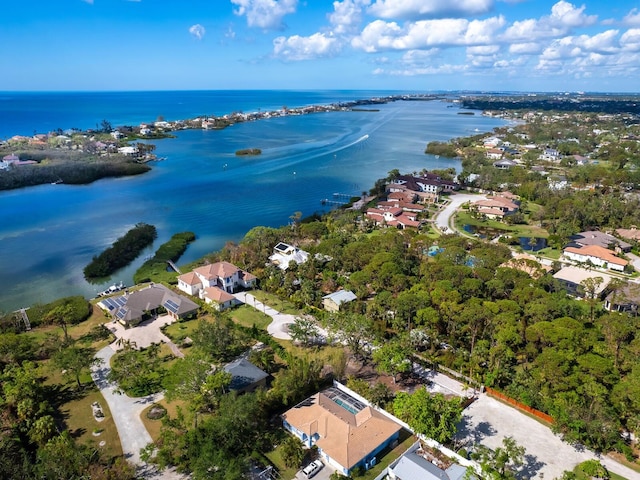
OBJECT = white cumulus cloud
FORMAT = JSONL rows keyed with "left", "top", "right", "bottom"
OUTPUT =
{"left": 503, "top": 1, "right": 596, "bottom": 42}
{"left": 329, "top": 0, "right": 370, "bottom": 35}
{"left": 189, "top": 24, "right": 206, "bottom": 40}
{"left": 368, "top": 0, "right": 494, "bottom": 20}
{"left": 273, "top": 32, "right": 340, "bottom": 60}
{"left": 352, "top": 16, "right": 504, "bottom": 52}
{"left": 231, "top": 0, "right": 298, "bottom": 30}
{"left": 623, "top": 8, "right": 640, "bottom": 27}
{"left": 620, "top": 28, "right": 640, "bottom": 51}
{"left": 509, "top": 42, "right": 542, "bottom": 54}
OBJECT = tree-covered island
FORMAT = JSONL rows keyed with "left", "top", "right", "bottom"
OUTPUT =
{"left": 84, "top": 223, "right": 157, "bottom": 280}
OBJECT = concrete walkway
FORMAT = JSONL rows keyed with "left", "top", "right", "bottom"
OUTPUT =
{"left": 434, "top": 192, "right": 487, "bottom": 233}
{"left": 412, "top": 362, "right": 476, "bottom": 398}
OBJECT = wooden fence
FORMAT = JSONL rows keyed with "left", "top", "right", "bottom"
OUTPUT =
{"left": 485, "top": 387, "right": 554, "bottom": 424}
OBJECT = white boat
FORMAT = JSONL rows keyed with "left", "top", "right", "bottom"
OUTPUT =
{"left": 97, "top": 281, "right": 126, "bottom": 297}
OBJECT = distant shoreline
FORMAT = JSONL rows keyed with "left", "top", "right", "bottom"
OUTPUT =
{"left": 0, "top": 94, "right": 447, "bottom": 192}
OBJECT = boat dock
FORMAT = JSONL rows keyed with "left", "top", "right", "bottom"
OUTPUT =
{"left": 15, "top": 308, "right": 31, "bottom": 331}
{"left": 167, "top": 260, "right": 182, "bottom": 274}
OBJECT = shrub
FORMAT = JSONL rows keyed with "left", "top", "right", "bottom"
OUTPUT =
{"left": 146, "top": 404, "right": 167, "bottom": 420}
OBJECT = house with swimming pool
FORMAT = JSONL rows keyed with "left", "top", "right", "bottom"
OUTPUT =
{"left": 282, "top": 386, "right": 403, "bottom": 476}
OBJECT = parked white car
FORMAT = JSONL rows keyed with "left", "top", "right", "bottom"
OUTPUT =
{"left": 302, "top": 460, "right": 324, "bottom": 478}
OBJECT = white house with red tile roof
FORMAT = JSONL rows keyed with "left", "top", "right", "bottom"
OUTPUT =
{"left": 202, "top": 287, "right": 236, "bottom": 311}
{"left": 177, "top": 261, "right": 256, "bottom": 310}
{"left": 486, "top": 148, "right": 504, "bottom": 160}
{"left": 563, "top": 245, "right": 629, "bottom": 272}
{"left": 473, "top": 196, "right": 519, "bottom": 220}
{"left": 387, "top": 191, "right": 417, "bottom": 203}
{"left": 366, "top": 207, "right": 422, "bottom": 229}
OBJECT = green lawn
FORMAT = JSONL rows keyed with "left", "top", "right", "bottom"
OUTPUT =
{"left": 163, "top": 317, "right": 200, "bottom": 344}
{"left": 535, "top": 246, "right": 562, "bottom": 260}
{"left": 250, "top": 290, "right": 300, "bottom": 315}
{"left": 230, "top": 304, "right": 273, "bottom": 330}
{"left": 358, "top": 430, "right": 416, "bottom": 480}
{"left": 264, "top": 443, "right": 300, "bottom": 480}
{"left": 572, "top": 460, "right": 630, "bottom": 480}
{"left": 140, "top": 397, "right": 188, "bottom": 442}
{"left": 26, "top": 304, "right": 114, "bottom": 348}
{"left": 43, "top": 364, "right": 122, "bottom": 460}
{"left": 455, "top": 211, "right": 548, "bottom": 238}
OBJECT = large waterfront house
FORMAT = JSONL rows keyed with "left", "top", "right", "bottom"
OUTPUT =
{"left": 177, "top": 261, "right": 256, "bottom": 311}
{"left": 365, "top": 206, "right": 422, "bottom": 229}
{"left": 97, "top": 283, "right": 198, "bottom": 326}
{"left": 282, "top": 386, "right": 403, "bottom": 476}
{"left": 386, "top": 174, "right": 450, "bottom": 202}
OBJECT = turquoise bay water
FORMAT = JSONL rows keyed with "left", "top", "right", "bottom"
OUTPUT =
{"left": 0, "top": 97, "right": 507, "bottom": 310}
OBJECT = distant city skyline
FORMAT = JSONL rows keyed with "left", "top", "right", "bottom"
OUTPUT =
{"left": 2, "top": 0, "right": 640, "bottom": 92}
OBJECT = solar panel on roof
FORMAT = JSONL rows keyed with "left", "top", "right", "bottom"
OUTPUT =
{"left": 164, "top": 299, "right": 180, "bottom": 314}
{"left": 101, "top": 298, "right": 117, "bottom": 311}
{"left": 116, "top": 309, "right": 127, "bottom": 319}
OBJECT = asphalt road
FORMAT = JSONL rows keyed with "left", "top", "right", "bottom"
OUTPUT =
{"left": 434, "top": 192, "right": 487, "bottom": 233}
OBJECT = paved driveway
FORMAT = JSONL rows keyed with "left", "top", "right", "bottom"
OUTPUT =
{"left": 456, "top": 394, "right": 639, "bottom": 480}
{"left": 434, "top": 193, "right": 487, "bottom": 232}
{"left": 106, "top": 315, "right": 184, "bottom": 357}
{"left": 92, "top": 346, "right": 188, "bottom": 479}
{"left": 294, "top": 460, "right": 335, "bottom": 480}
{"left": 91, "top": 346, "right": 163, "bottom": 464}
{"left": 411, "top": 361, "right": 639, "bottom": 479}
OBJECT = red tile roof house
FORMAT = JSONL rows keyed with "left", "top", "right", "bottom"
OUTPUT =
{"left": 563, "top": 245, "right": 629, "bottom": 272}
{"left": 282, "top": 386, "right": 403, "bottom": 477}
{"left": 376, "top": 200, "right": 426, "bottom": 214}
{"left": 177, "top": 261, "right": 256, "bottom": 311}
{"left": 366, "top": 207, "right": 422, "bottom": 229}
{"left": 472, "top": 196, "right": 519, "bottom": 220}
{"left": 387, "top": 191, "right": 418, "bottom": 203}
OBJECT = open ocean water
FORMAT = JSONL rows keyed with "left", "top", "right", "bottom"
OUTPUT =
{"left": 0, "top": 91, "right": 509, "bottom": 310}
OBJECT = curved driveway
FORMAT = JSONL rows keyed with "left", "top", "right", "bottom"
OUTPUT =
{"left": 233, "top": 291, "right": 296, "bottom": 339}
{"left": 434, "top": 192, "right": 487, "bottom": 233}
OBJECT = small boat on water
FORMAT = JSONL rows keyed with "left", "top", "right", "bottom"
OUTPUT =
{"left": 97, "top": 281, "right": 126, "bottom": 297}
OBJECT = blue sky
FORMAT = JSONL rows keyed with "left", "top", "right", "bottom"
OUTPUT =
{"left": 2, "top": 0, "right": 640, "bottom": 92}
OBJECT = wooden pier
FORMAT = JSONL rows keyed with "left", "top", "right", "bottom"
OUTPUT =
{"left": 15, "top": 308, "right": 31, "bottom": 331}
{"left": 167, "top": 260, "right": 182, "bottom": 274}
